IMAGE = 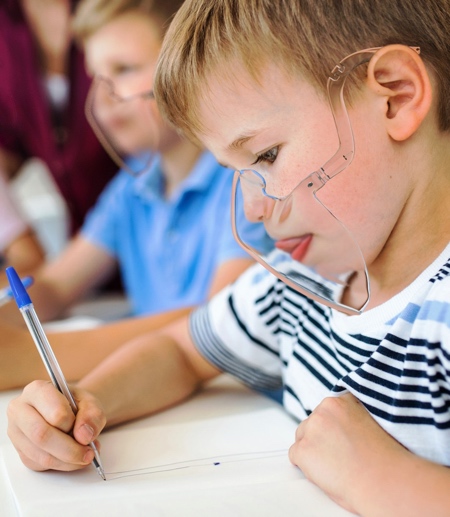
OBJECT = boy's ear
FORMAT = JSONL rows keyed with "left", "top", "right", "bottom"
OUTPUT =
{"left": 366, "top": 44, "right": 432, "bottom": 141}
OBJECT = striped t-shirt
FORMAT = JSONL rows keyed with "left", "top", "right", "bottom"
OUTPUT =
{"left": 190, "top": 243, "right": 450, "bottom": 466}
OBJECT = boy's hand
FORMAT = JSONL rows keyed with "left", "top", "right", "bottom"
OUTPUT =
{"left": 288, "top": 393, "right": 406, "bottom": 513}
{"left": 7, "top": 380, "right": 106, "bottom": 472}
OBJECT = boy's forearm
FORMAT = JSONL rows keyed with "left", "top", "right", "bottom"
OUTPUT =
{"left": 0, "top": 280, "right": 67, "bottom": 326}
{"left": 51, "top": 308, "right": 192, "bottom": 383}
{"left": 0, "top": 307, "right": 191, "bottom": 390}
{"left": 77, "top": 329, "right": 208, "bottom": 427}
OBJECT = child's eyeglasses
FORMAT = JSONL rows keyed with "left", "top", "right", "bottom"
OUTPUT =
{"left": 85, "top": 75, "right": 158, "bottom": 177}
{"left": 231, "top": 46, "right": 419, "bottom": 315}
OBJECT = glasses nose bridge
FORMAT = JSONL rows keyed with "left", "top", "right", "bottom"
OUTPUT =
{"left": 93, "top": 77, "right": 122, "bottom": 108}
{"left": 239, "top": 172, "right": 278, "bottom": 222}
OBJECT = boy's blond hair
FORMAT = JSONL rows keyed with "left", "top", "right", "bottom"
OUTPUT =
{"left": 155, "top": 0, "right": 450, "bottom": 142}
{"left": 72, "top": 0, "right": 183, "bottom": 43}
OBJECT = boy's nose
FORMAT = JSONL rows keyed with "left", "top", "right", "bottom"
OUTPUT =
{"left": 243, "top": 195, "right": 275, "bottom": 223}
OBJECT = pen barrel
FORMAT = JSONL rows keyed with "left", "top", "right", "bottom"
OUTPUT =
{"left": 20, "top": 304, "right": 78, "bottom": 414}
{"left": 8, "top": 276, "right": 105, "bottom": 479}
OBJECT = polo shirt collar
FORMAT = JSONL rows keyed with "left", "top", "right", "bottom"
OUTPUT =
{"left": 133, "top": 151, "right": 221, "bottom": 203}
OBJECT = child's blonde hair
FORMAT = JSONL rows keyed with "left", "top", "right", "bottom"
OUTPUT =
{"left": 155, "top": 0, "right": 450, "bottom": 142}
{"left": 72, "top": 0, "right": 183, "bottom": 44}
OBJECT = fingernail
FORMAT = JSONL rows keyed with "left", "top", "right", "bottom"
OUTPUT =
{"left": 83, "top": 449, "right": 94, "bottom": 464}
{"left": 81, "top": 423, "right": 94, "bottom": 442}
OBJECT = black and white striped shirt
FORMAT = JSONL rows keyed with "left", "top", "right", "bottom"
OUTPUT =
{"left": 190, "top": 243, "right": 450, "bottom": 465}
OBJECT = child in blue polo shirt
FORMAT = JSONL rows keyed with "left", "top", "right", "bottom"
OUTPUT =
{"left": 0, "top": 0, "right": 271, "bottom": 388}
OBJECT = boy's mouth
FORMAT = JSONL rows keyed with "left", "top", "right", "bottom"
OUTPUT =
{"left": 275, "top": 234, "right": 312, "bottom": 262}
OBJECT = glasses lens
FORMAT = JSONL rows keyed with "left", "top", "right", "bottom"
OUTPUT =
{"left": 85, "top": 76, "right": 158, "bottom": 177}
{"left": 229, "top": 49, "right": 389, "bottom": 314}
{"left": 232, "top": 171, "right": 369, "bottom": 314}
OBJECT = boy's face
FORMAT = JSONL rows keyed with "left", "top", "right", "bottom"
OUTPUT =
{"left": 84, "top": 11, "right": 176, "bottom": 157}
{"left": 196, "top": 62, "right": 404, "bottom": 282}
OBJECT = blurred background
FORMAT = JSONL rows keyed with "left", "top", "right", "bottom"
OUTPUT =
{"left": 10, "top": 159, "right": 69, "bottom": 259}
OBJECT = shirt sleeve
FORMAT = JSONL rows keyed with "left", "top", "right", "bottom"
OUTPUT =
{"left": 189, "top": 261, "right": 284, "bottom": 390}
{"left": 80, "top": 170, "right": 130, "bottom": 257}
{"left": 0, "top": 170, "right": 28, "bottom": 252}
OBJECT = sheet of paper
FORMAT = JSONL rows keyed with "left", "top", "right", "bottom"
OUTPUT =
{"left": 1, "top": 407, "right": 354, "bottom": 517}
{"left": 43, "top": 315, "right": 102, "bottom": 332}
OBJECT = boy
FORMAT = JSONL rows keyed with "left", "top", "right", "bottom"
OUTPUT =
{"left": 0, "top": 0, "right": 271, "bottom": 389}
{"left": 7, "top": 0, "right": 450, "bottom": 515}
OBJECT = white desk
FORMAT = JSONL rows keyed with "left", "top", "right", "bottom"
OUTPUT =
{"left": 0, "top": 376, "right": 356, "bottom": 517}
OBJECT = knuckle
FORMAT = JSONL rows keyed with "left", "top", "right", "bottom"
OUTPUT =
{"left": 24, "top": 379, "right": 48, "bottom": 395}
{"left": 319, "top": 396, "right": 335, "bottom": 409}
{"left": 327, "top": 395, "right": 347, "bottom": 416}
{"left": 47, "top": 404, "right": 74, "bottom": 430}
{"left": 318, "top": 395, "right": 341, "bottom": 414}
{"left": 6, "top": 398, "right": 18, "bottom": 421}
{"left": 6, "top": 423, "right": 19, "bottom": 443}
{"left": 288, "top": 444, "right": 295, "bottom": 464}
{"left": 16, "top": 446, "right": 55, "bottom": 472}
{"left": 90, "top": 406, "right": 106, "bottom": 431}
{"left": 36, "top": 451, "right": 58, "bottom": 471}
{"left": 28, "top": 420, "right": 53, "bottom": 447}
{"left": 18, "top": 451, "right": 46, "bottom": 472}
{"left": 305, "top": 409, "right": 327, "bottom": 432}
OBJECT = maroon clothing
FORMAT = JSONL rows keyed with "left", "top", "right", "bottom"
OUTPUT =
{"left": 0, "top": 2, "right": 117, "bottom": 233}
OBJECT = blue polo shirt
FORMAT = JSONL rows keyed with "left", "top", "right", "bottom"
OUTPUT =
{"left": 82, "top": 152, "right": 272, "bottom": 315}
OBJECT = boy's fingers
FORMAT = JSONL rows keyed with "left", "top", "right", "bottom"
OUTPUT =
{"left": 71, "top": 388, "right": 106, "bottom": 445}
{"left": 19, "top": 381, "right": 106, "bottom": 445}
{"left": 20, "top": 380, "right": 75, "bottom": 433}
{"left": 13, "top": 430, "right": 93, "bottom": 472}
{"left": 7, "top": 381, "right": 106, "bottom": 473}
{"left": 7, "top": 401, "right": 93, "bottom": 471}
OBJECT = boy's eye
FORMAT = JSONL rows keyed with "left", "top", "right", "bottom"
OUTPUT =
{"left": 252, "top": 146, "right": 279, "bottom": 165}
{"left": 113, "top": 63, "right": 140, "bottom": 77}
{"left": 119, "top": 66, "right": 135, "bottom": 76}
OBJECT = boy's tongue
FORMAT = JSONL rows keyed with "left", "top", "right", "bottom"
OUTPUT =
{"left": 275, "top": 235, "right": 312, "bottom": 262}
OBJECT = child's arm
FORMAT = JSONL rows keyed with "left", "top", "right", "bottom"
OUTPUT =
{"left": 288, "top": 393, "right": 450, "bottom": 516}
{"left": 0, "top": 306, "right": 190, "bottom": 390}
{"left": 0, "top": 229, "right": 45, "bottom": 279}
{"left": 0, "top": 234, "right": 116, "bottom": 325}
{"left": 6, "top": 315, "right": 221, "bottom": 471}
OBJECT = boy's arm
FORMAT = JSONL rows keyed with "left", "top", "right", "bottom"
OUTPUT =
{"left": 288, "top": 393, "right": 450, "bottom": 517}
{"left": 1, "top": 229, "right": 45, "bottom": 277}
{"left": 0, "top": 234, "right": 144, "bottom": 391}
{"left": 78, "top": 315, "right": 219, "bottom": 425}
{"left": 0, "top": 234, "right": 116, "bottom": 325}
{"left": 0, "top": 306, "right": 190, "bottom": 390}
{"left": 7, "top": 315, "right": 221, "bottom": 472}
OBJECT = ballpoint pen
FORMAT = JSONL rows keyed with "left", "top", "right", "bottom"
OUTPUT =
{"left": 5, "top": 266, "right": 106, "bottom": 481}
{"left": 0, "top": 276, "right": 33, "bottom": 307}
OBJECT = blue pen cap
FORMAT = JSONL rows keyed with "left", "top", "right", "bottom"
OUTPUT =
{"left": 6, "top": 267, "right": 32, "bottom": 308}
{"left": 2, "top": 276, "right": 33, "bottom": 297}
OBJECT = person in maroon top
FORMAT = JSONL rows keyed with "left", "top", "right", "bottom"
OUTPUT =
{"left": 0, "top": 0, "right": 117, "bottom": 234}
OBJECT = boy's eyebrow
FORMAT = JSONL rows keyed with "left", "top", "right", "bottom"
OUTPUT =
{"left": 227, "top": 131, "right": 258, "bottom": 151}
